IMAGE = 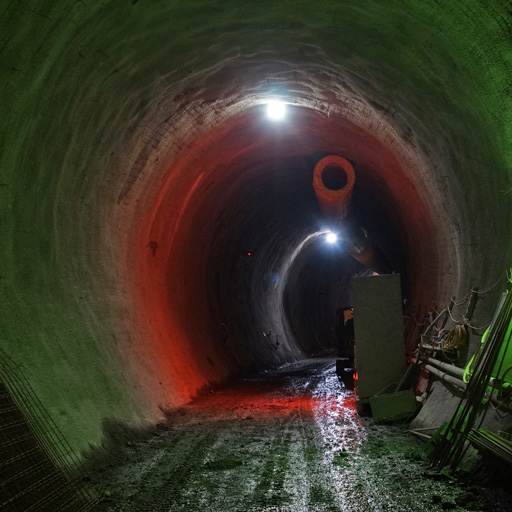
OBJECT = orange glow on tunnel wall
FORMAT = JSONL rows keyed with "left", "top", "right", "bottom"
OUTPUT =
{"left": 124, "top": 104, "right": 439, "bottom": 406}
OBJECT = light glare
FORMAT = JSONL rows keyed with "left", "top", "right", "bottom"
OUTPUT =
{"left": 266, "top": 101, "right": 286, "bottom": 120}
{"left": 326, "top": 232, "right": 338, "bottom": 244}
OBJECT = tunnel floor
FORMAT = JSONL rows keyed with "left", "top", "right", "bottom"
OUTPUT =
{"left": 89, "top": 359, "right": 506, "bottom": 512}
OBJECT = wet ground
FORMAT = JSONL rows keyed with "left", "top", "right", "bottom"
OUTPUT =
{"left": 89, "top": 359, "right": 510, "bottom": 511}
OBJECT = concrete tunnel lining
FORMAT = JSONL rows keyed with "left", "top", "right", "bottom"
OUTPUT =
{"left": 121, "top": 100, "right": 443, "bottom": 405}
{"left": 1, "top": 1, "right": 512, "bottom": 460}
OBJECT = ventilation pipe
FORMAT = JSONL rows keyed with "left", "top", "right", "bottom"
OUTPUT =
{"left": 313, "top": 155, "right": 392, "bottom": 273}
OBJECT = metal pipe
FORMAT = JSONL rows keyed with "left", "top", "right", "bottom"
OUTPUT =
{"left": 425, "top": 363, "right": 511, "bottom": 409}
{"left": 424, "top": 364, "right": 467, "bottom": 391}
{"left": 426, "top": 358, "right": 465, "bottom": 379}
{"left": 312, "top": 155, "right": 391, "bottom": 273}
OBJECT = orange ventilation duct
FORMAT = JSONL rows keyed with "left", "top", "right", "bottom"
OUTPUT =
{"left": 313, "top": 155, "right": 391, "bottom": 273}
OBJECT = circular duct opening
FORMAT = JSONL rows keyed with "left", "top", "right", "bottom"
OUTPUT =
{"left": 321, "top": 166, "right": 348, "bottom": 191}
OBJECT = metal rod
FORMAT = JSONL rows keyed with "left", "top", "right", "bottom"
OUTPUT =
{"left": 426, "top": 358, "right": 465, "bottom": 379}
{"left": 424, "top": 365, "right": 466, "bottom": 390}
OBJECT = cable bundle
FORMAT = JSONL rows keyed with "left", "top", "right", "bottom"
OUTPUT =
{"left": 443, "top": 324, "right": 468, "bottom": 351}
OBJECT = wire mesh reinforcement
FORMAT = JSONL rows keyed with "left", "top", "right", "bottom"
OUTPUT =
{"left": 0, "top": 350, "right": 96, "bottom": 511}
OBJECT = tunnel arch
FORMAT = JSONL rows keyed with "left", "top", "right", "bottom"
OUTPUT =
{"left": 119, "top": 97, "right": 450, "bottom": 404}
{"left": 1, "top": 1, "right": 512, "bottom": 458}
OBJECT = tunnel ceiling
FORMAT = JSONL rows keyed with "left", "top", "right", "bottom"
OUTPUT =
{"left": 1, "top": 1, "right": 512, "bottom": 455}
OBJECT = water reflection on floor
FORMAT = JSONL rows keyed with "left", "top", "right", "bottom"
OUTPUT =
{"left": 92, "top": 359, "right": 476, "bottom": 512}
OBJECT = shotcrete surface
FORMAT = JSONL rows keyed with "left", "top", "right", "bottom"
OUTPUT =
{"left": 2, "top": 0, "right": 512, "bottom": 457}
{"left": 88, "top": 360, "right": 509, "bottom": 512}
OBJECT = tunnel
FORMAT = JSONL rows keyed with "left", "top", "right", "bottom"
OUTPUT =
{"left": 1, "top": 1, "right": 512, "bottom": 510}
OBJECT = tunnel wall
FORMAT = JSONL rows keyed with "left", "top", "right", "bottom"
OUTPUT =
{"left": 1, "top": 1, "right": 512, "bottom": 457}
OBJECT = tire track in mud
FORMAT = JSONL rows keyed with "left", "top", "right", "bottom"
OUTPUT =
{"left": 299, "top": 413, "right": 339, "bottom": 512}
{"left": 248, "top": 420, "right": 294, "bottom": 509}
{"left": 92, "top": 359, "right": 471, "bottom": 512}
{"left": 120, "top": 427, "right": 216, "bottom": 512}
{"left": 295, "top": 369, "right": 342, "bottom": 512}
{"left": 308, "top": 371, "right": 368, "bottom": 512}
{"left": 242, "top": 369, "right": 328, "bottom": 512}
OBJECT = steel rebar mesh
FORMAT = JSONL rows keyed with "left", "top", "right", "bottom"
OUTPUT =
{"left": 0, "top": 350, "right": 96, "bottom": 511}
{"left": 467, "top": 428, "right": 512, "bottom": 466}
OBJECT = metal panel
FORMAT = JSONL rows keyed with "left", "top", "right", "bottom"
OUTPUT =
{"left": 369, "top": 389, "right": 417, "bottom": 423}
{"left": 352, "top": 274, "right": 405, "bottom": 403}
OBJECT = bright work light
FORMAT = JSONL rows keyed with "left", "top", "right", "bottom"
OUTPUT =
{"left": 266, "top": 100, "right": 286, "bottom": 120}
{"left": 326, "top": 232, "right": 338, "bottom": 244}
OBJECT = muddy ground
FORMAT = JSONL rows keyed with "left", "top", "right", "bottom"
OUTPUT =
{"left": 87, "top": 359, "right": 512, "bottom": 511}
